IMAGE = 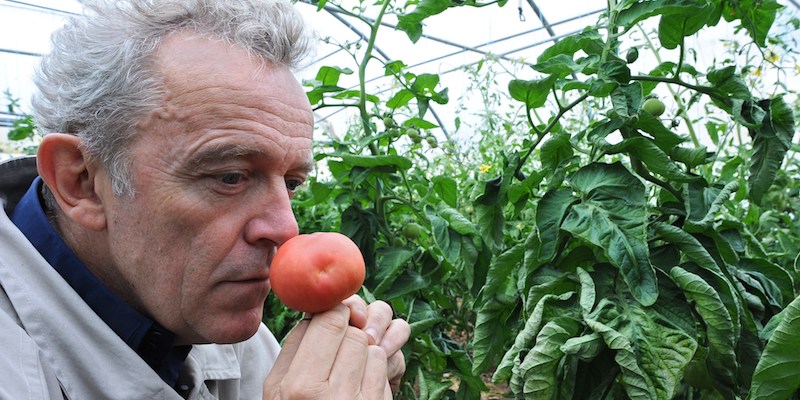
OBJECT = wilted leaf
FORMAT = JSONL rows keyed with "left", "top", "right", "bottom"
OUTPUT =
{"left": 748, "top": 295, "right": 800, "bottom": 399}
{"left": 561, "top": 162, "right": 658, "bottom": 306}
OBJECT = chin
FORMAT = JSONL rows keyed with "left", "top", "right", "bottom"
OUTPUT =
{"left": 208, "top": 310, "right": 264, "bottom": 344}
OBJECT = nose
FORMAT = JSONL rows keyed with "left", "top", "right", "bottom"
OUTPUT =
{"left": 243, "top": 182, "right": 299, "bottom": 246}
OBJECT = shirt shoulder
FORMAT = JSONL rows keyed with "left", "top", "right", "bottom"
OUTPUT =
{"left": 0, "top": 294, "right": 65, "bottom": 399}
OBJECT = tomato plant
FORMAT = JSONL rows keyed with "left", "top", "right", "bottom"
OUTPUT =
{"left": 6, "top": 0, "right": 799, "bottom": 398}
{"left": 291, "top": 0, "right": 799, "bottom": 398}
{"left": 269, "top": 232, "right": 366, "bottom": 314}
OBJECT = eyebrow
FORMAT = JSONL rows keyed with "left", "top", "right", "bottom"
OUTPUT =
{"left": 188, "top": 143, "right": 268, "bottom": 169}
{"left": 188, "top": 143, "right": 315, "bottom": 175}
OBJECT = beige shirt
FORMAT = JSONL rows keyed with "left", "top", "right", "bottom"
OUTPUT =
{"left": 0, "top": 157, "right": 280, "bottom": 399}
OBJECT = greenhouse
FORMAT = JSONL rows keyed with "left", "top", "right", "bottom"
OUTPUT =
{"left": 1, "top": 0, "right": 799, "bottom": 398}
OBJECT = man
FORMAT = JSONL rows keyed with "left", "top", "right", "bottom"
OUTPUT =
{"left": 0, "top": 0, "right": 409, "bottom": 398}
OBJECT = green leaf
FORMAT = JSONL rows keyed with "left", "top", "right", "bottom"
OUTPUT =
{"left": 474, "top": 294, "right": 519, "bottom": 376}
{"left": 476, "top": 244, "right": 524, "bottom": 307}
{"left": 492, "top": 292, "right": 567, "bottom": 381}
{"left": 669, "top": 146, "right": 715, "bottom": 169}
{"left": 602, "top": 137, "right": 700, "bottom": 182}
{"left": 432, "top": 175, "right": 458, "bottom": 208}
{"left": 599, "top": 59, "right": 632, "bottom": 84}
{"left": 683, "top": 180, "right": 739, "bottom": 233}
{"left": 657, "top": 3, "right": 714, "bottom": 49}
{"left": 501, "top": 292, "right": 575, "bottom": 387}
{"left": 396, "top": 0, "right": 453, "bottom": 43}
{"left": 747, "top": 96, "right": 796, "bottom": 205}
{"left": 561, "top": 162, "right": 658, "bottom": 306}
{"left": 736, "top": 258, "right": 795, "bottom": 308}
{"left": 536, "top": 188, "right": 578, "bottom": 263}
{"left": 584, "top": 317, "right": 654, "bottom": 399}
{"left": 475, "top": 201, "right": 504, "bottom": 252}
{"left": 517, "top": 318, "right": 581, "bottom": 399}
{"left": 617, "top": 0, "right": 713, "bottom": 33}
{"left": 338, "top": 153, "right": 413, "bottom": 171}
{"left": 540, "top": 132, "right": 574, "bottom": 174}
{"left": 722, "top": 0, "right": 782, "bottom": 47}
{"left": 7, "top": 115, "right": 35, "bottom": 141}
{"left": 373, "top": 247, "right": 415, "bottom": 296}
{"left": 303, "top": 65, "right": 352, "bottom": 105}
{"left": 670, "top": 267, "right": 738, "bottom": 396}
{"left": 707, "top": 67, "right": 752, "bottom": 104}
{"left": 532, "top": 54, "right": 585, "bottom": 79}
{"left": 537, "top": 28, "right": 604, "bottom": 62}
{"left": 437, "top": 205, "right": 477, "bottom": 236}
{"left": 587, "top": 296, "right": 698, "bottom": 399}
{"left": 577, "top": 267, "right": 596, "bottom": 314}
{"left": 609, "top": 83, "right": 643, "bottom": 120}
{"left": 652, "top": 222, "right": 724, "bottom": 277}
{"left": 382, "top": 269, "right": 428, "bottom": 299}
{"left": 748, "top": 295, "right": 800, "bottom": 399}
{"left": 508, "top": 75, "right": 558, "bottom": 109}
{"left": 403, "top": 117, "right": 439, "bottom": 129}
{"left": 561, "top": 332, "right": 603, "bottom": 361}
{"left": 429, "top": 214, "right": 461, "bottom": 266}
{"left": 386, "top": 88, "right": 416, "bottom": 109}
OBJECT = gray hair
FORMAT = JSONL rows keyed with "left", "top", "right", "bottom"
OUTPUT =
{"left": 32, "top": 0, "right": 315, "bottom": 196}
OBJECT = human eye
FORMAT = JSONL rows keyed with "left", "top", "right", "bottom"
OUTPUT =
{"left": 217, "top": 172, "right": 245, "bottom": 185}
{"left": 285, "top": 178, "right": 305, "bottom": 195}
{"left": 206, "top": 171, "right": 250, "bottom": 195}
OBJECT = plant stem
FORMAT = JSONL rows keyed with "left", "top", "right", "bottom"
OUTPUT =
{"left": 357, "top": 0, "right": 392, "bottom": 145}
{"left": 519, "top": 91, "right": 590, "bottom": 169}
{"left": 636, "top": 24, "right": 703, "bottom": 147}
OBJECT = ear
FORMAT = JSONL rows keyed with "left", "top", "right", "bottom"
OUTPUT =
{"left": 36, "top": 133, "right": 108, "bottom": 231}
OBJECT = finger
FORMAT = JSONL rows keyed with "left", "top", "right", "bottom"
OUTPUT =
{"left": 263, "top": 319, "right": 310, "bottom": 385}
{"left": 378, "top": 318, "right": 411, "bottom": 356}
{"left": 363, "top": 300, "right": 393, "bottom": 345}
{"left": 342, "top": 294, "right": 368, "bottom": 329}
{"left": 360, "top": 345, "right": 388, "bottom": 400}
{"left": 329, "top": 326, "right": 371, "bottom": 398}
{"left": 286, "top": 304, "right": 350, "bottom": 383}
{"left": 386, "top": 351, "right": 406, "bottom": 393}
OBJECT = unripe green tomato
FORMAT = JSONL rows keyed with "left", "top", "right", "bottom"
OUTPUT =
{"left": 383, "top": 116, "right": 395, "bottom": 128}
{"left": 426, "top": 136, "right": 438, "bottom": 148}
{"left": 642, "top": 98, "right": 666, "bottom": 117}
{"left": 406, "top": 128, "right": 422, "bottom": 143}
{"left": 401, "top": 223, "right": 422, "bottom": 239}
{"left": 625, "top": 47, "right": 639, "bottom": 63}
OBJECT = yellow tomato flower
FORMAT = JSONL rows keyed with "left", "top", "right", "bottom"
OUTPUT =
{"left": 751, "top": 67, "right": 762, "bottom": 77}
{"left": 766, "top": 51, "right": 780, "bottom": 63}
{"left": 479, "top": 164, "right": 492, "bottom": 173}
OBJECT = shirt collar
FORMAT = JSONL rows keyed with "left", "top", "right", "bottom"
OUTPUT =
{"left": 10, "top": 177, "right": 190, "bottom": 387}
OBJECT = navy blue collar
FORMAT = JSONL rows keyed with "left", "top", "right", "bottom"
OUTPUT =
{"left": 10, "top": 177, "right": 190, "bottom": 387}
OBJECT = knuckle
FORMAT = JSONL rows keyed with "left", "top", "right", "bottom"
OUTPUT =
{"left": 369, "top": 300, "right": 393, "bottom": 316}
{"left": 368, "top": 344, "right": 388, "bottom": 363}
{"left": 345, "top": 325, "right": 370, "bottom": 346}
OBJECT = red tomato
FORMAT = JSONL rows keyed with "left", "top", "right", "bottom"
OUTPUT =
{"left": 269, "top": 232, "right": 366, "bottom": 313}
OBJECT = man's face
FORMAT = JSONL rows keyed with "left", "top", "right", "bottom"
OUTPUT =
{"left": 98, "top": 33, "right": 314, "bottom": 344}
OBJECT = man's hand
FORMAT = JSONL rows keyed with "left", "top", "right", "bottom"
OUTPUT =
{"left": 343, "top": 296, "right": 410, "bottom": 394}
{"left": 263, "top": 298, "right": 410, "bottom": 399}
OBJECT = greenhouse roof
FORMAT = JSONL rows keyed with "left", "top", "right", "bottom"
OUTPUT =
{"left": 1, "top": 0, "right": 799, "bottom": 139}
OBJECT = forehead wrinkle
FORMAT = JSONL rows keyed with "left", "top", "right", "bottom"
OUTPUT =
{"left": 166, "top": 85, "right": 312, "bottom": 131}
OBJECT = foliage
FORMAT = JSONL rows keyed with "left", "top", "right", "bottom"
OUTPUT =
{"left": 3, "top": 89, "right": 39, "bottom": 155}
{"left": 4, "top": 0, "right": 799, "bottom": 398}
{"left": 291, "top": 0, "right": 800, "bottom": 399}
